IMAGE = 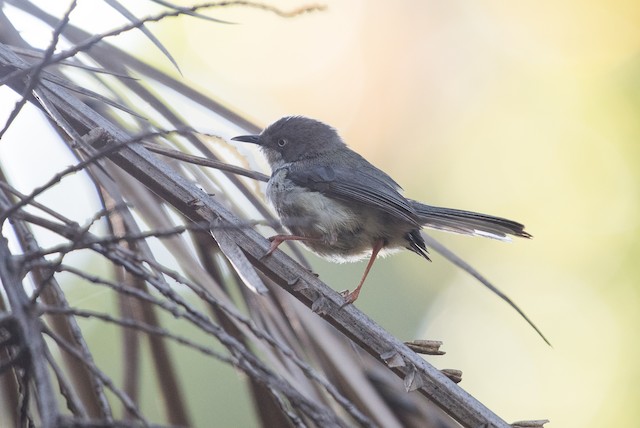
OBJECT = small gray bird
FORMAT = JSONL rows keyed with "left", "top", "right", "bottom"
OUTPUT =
{"left": 232, "top": 116, "right": 532, "bottom": 304}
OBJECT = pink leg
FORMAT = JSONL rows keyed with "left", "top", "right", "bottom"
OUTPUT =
{"left": 264, "top": 234, "right": 317, "bottom": 257}
{"left": 343, "top": 239, "right": 385, "bottom": 305}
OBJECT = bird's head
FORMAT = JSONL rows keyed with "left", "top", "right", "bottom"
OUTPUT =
{"left": 232, "top": 116, "right": 346, "bottom": 167}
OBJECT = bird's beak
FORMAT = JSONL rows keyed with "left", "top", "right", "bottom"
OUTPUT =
{"left": 231, "top": 134, "right": 261, "bottom": 145}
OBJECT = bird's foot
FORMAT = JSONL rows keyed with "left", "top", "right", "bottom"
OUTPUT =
{"left": 259, "top": 235, "right": 288, "bottom": 260}
{"left": 339, "top": 289, "right": 360, "bottom": 307}
{"left": 260, "top": 234, "right": 317, "bottom": 260}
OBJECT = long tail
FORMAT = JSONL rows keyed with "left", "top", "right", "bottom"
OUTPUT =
{"left": 409, "top": 200, "right": 531, "bottom": 241}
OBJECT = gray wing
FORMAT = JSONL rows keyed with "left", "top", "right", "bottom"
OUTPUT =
{"left": 286, "top": 155, "right": 420, "bottom": 226}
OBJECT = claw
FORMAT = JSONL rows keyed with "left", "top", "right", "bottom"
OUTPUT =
{"left": 339, "top": 289, "right": 360, "bottom": 307}
{"left": 260, "top": 234, "right": 316, "bottom": 260}
{"left": 260, "top": 237, "right": 282, "bottom": 260}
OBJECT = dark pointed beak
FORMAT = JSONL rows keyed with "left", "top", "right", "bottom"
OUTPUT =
{"left": 231, "top": 134, "right": 261, "bottom": 145}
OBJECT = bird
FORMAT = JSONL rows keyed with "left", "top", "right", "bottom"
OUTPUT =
{"left": 232, "top": 116, "right": 547, "bottom": 344}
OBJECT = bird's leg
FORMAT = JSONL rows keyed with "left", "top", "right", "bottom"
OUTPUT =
{"left": 263, "top": 234, "right": 317, "bottom": 258}
{"left": 342, "top": 239, "right": 385, "bottom": 305}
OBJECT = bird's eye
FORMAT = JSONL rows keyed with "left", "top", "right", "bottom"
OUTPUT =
{"left": 277, "top": 139, "right": 287, "bottom": 147}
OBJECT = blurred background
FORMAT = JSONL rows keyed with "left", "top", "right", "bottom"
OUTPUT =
{"left": 2, "top": 1, "right": 639, "bottom": 427}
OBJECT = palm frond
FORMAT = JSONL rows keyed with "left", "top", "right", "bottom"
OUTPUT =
{"left": 0, "top": 2, "right": 547, "bottom": 428}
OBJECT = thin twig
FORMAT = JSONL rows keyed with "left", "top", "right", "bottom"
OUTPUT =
{"left": 0, "top": 1, "right": 325, "bottom": 87}
{"left": 40, "top": 305, "right": 235, "bottom": 364}
{"left": 143, "top": 141, "right": 269, "bottom": 182}
{"left": 7, "top": 44, "right": 137, "bottom": 78}
{"left": 0, "top": 181, "right": 78, "bottom": 226}
{"left": 0, "top": 128, "right": 201, "bottom": 225}
{"left": 0, "top": 0, "right": 78, "bottom": 139}
{"left": 43, "top": 326, "right": 148, "bottom": 425}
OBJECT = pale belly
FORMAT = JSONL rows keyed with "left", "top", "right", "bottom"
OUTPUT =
{"left": 266, "top": 170, "right": 414, "bottom": 262}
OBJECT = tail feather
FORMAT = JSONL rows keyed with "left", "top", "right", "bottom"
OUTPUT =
{"left": 409, "top": 200, "right": 531, "bottom": 241}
